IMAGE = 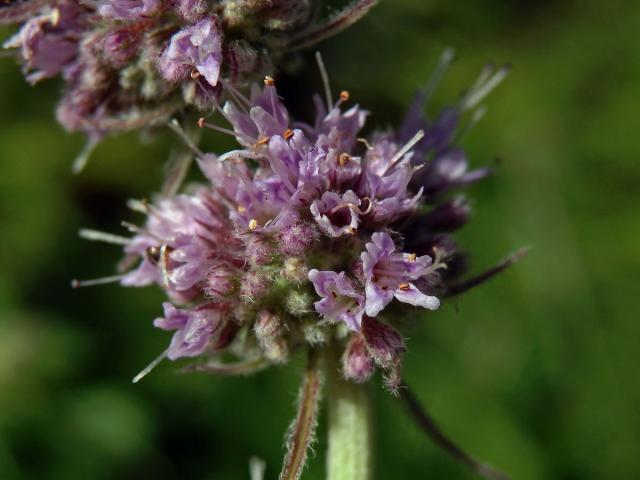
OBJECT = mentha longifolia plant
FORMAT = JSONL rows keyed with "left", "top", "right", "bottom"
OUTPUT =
{"left": 72, "top": 49, "right": 523, "bottom": 480}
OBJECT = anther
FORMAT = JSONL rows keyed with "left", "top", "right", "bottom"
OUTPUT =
{"left": 248, "top": 219, "right": 258, "bottom": 231}
{"left": 398, "top": 283, "right": 410, "bottom": 291}
{"left": 264, "top": 76, "right": 275, "bottom": 86}
{"left": 197, "top": 117, "right": 206, "bottom": 128}
{"left": 238, "top": 205, "right": 247, "bottom": 213}
{"left": 407, "top": 253, "right": 417, "bottom": 262}
{"left": 146, "top": 246, "right": 161, "bottom": 265}
{"left": 254, "top": 136, "right": 270, "bottom": 148}
{"left": 283, "top": 128, "right": 294, "bottom": 140}
{"left": 50, "top": 8, "right": 60, "bottom": 26}
{"left": 339, "top": 90, "right": 350, "bottom": 102}
{"left": 338, "top": 153, "right": 351, "bottom": 166}
{"left": 190, "top": 70, "right": 201, "bottom": 79}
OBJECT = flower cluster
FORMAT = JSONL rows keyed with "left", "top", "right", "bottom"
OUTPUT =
{"left": 1, "top": 0, "right": 376, "bottom": 149}
{"left": 102, "top": 56, "right": 511, "bottom": 391}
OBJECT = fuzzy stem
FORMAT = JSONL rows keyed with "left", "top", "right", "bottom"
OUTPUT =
{"left": 326, "top": 348, "right": 371, "bottom": 480}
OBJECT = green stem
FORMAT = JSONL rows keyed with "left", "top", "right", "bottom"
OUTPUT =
{"left": 326, "top": 348, "right": 372, "bottom": 480}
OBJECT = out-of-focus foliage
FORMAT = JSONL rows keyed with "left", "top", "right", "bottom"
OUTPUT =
{"left": 1, "top": 0, "right": 639, "bottom": 478}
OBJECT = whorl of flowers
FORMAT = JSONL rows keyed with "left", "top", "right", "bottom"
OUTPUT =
{"left": 75, "top": 53, "right": 520, "bottom": 393}
{"left": 1, "top": 0, "right": 376, "bottom": 152}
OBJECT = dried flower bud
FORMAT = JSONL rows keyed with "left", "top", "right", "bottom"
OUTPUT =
{"left": 342, "top": 334, "right": 375, "bottom": 383}
{"left": 361, "top": 317, "right": 406, "bottom": 369}
{"left": 254, "top": 310, "right": 289, "bottom": 363}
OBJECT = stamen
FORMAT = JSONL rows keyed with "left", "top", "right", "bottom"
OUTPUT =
{"left": 71, "top": 274, "right": 125, "bottom": 288}
{"left": 197, "top": 120, "right": 246, "bottom": 141}
{"left": 253, "top": 136, "right": 270, "bottom": 148}
{"left": 339, "top": 90, "right": 350, "bottom": 102}
{"left": 357, "top": 138, "right": 373, "bottom": 150}
{"left": 79, "top": 228, "right": 131, "bottom": 246}
{"left": 423, "top": 48, "right": 455, "bottom": 101}
{"left": 50, "top": 7, "right": 60, "bottom": 26}
{"left": 237, "top": 205, "right": 247, "bottom": 213}
{"left": 264, "top": 75, "right": 275, "bottom": 86}
{"left": 407, "top": 253, "right": 417, "bottom": 262}
{"left": 338, "top": 153, "right": 351, "bottom": 166}
{"left": 398, "top": 283, "right": 410, "bottom": 291}
{"left": 121, "top": 221, "right": 146, "bottom": 235}
{"left": 387, "top": 129, "right": 424, "bottom": 170}
{"left": 132, "top": 349, "right": 169, "bottom": 383}
{"left": 158, "top": 245, "right": 172, "bottom": 289}
{"left": 460, "top": 64, "right": 511, "bottom": 111}
{"left": 71, "top": 135, "right": 99, "bottom": 174}
{"left": 127, "top": 198, "right": 150, "bottom": 214}
{"left": 220, "top": 79, "right": 252, "bottom": 109}
{"left": 357, "top": 197, "right": 373, "bottom": 215}
{"left": 190, "top": 70, "right": 201, "bottom": 79}
{"left": 315, "top": 51, "right": 333, "bottom": 112}
{"left": 283, "top": 128, "right": 294, "bottom": 140}
{"left": 248, "top": 219, "right": 258, "bottom": 230}
{"left": 168, "top": 119, "right": 204, "bottom": 157}
{"left": 197, "top": 117, "right": 206, "bottom": 128}
{"left": 456, "top": 106, "right": 487, "bottom": 142}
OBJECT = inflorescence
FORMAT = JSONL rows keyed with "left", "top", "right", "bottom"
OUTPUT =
{"left": 74, "top": 52, "right": 520, "bottom": 393}
{"left": 1, "top": 0, "right": 376, "bottom": 169}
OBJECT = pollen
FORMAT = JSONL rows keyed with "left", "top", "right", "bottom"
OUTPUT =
{"left": 248, "top": 219, "right": 258, "bottom": 230}
{"left": 264, "top": 76, "right": 275, "bottom": 86}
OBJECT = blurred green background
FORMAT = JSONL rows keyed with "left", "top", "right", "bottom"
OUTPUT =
{"left": 1, "top": 0, "right": 639, "bottom": 478}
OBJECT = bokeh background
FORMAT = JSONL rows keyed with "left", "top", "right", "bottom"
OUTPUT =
{"left": 1, "top": 0, "right": 639, "bottom": 478}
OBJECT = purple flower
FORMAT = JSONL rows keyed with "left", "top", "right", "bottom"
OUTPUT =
{"left": 158, "top": 17, "right": 222, "bottom": 86}
{"left": 413, "top": 148, "right": 492, "bottom": 197}
{"left": 4, "top": 3, "right": 84, "bottom": 84}
{"left": 97, "top": 0, "right": 162, "bottom": 20}
{"left": 361, "top": 232, "right": 440, "bottom": 316}
{"left": 310, "top": 190, "right": 362, "bottom": 237}
{"left": 223, "top": 84, "right": 290, "bottom": 147}
{"left": 308, "top": 269, "right": 365, "bottom": 331}
{"left": 154, "top": 302, "right": 225, "bottom": 360}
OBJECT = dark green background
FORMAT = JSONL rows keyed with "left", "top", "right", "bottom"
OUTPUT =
{"left": 1, "top": 0, "right": 638, "bottom": 478}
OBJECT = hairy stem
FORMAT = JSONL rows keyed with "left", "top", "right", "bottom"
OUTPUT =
{"left": 279, "top": 348, "right": 323, "bottom": 480}
{"left": 326, "top": 347, "right": 371, "bottom": 480}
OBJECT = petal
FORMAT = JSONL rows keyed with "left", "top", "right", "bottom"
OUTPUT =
{"left": 394, "top": 283, "right": 440, "bottom": 310}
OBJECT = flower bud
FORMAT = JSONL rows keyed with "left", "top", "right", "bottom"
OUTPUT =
{"left": 361, "top": 317, "right": 406, "bottom": 369}
{"left": 240, "top": 269, "right": 271, "bottom": 302}
{"left": 246, "top": 235, "right": 276, "bottom": 265}
{"left": 285, "top": 289, "right": 313, "bottom": 317}
{"left": 174, "top": 0, "right": 208, "bottom": 23}
{"left": 254, "top": 310, "right": 289, "bottom": 363}
{"left": 301, "top": 320, "right": 330, "bottom": 345}
{"left": 101, "top": 27, "right": 142, "bottom": 68}
{"left": 278, "top": 221, "right": 319, "bottom": 256}
{"left": 342, "top": 334, "right": 375, "bottom": 383}
{"left": 203, "top": 264, "right": 238, "bottom": 299}
{"left": 282, "top": 257, "right": 308, "bottom": 284}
